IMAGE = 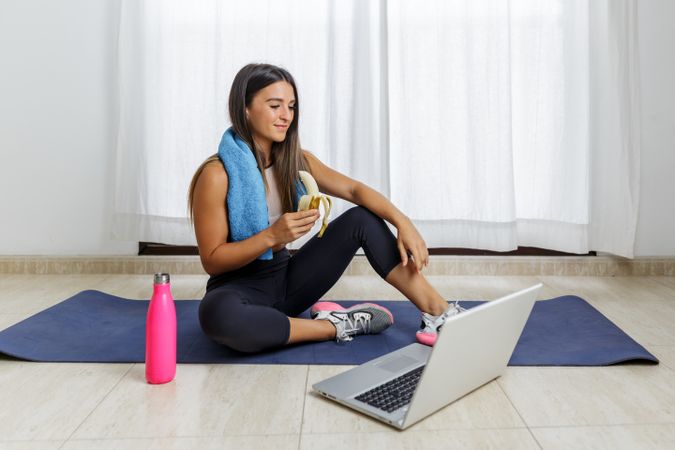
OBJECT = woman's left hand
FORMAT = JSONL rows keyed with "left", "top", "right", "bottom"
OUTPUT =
{"left": 396, "top": 219, "right": 428, "bottom": 273}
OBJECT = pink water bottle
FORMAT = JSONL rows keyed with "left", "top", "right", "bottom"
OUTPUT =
{"left": 145, "top": 272, "right": 176, "bottom": 384}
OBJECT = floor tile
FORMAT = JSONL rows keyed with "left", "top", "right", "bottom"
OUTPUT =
{"left": 0, "top": 442, "right": 64, "bottom": 450}
{"left": 420, "top": 276, "right": 556, "bottom": 302}
{"left": 532, "top": 424, "right": 675, "bottom": 450}
{"left": 498, "top": 365, "right": 675, "bottom": 427}
{"left": 0, "top": 362, "right": 131, "bottom": 440}
{"left": 0, "top": 275, "right": 108, "bottom": 315}
{"left": 649, "top": 276, "right": 675, "bottom": 291}
{"left": 0, "top": 314, "right": 28, "bottom": 331}
{"left": 300, "top": 428, "right": 540, "bottom": 450}
{"left": 62, "top": 435, "right": 299, "bottom": 450}
{"left": 650, "top": 346, "right": 675, "bottom": 371}
{"left": 71, "top": 364, "right": 307, "bottom": 439}
{"left": 92, "top": 275, "right": 208, "bottom": 300}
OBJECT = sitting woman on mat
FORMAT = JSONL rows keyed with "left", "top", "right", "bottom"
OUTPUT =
{"left": 187, "top": 63, "right": 461, "bottom": 353}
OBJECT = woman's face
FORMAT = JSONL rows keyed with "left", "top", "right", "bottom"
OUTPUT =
{"left": 246, "top": 81, "right": 296, "bottom": 150}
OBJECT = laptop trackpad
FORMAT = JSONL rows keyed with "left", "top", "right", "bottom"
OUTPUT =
{"left": 377, "top": 355, "right": 419, "bottom": 373}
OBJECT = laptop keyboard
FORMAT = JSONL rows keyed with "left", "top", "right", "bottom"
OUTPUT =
{"left": 354, "top": 365, "right": 425, "bottom": 413}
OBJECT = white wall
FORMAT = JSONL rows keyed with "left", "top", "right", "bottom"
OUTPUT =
{"left": 0, "top": 0, "right": 673, "bottom": 257}
{"left": 634, "top": 0, "right": 675, "bottom": 256}
{"left": 0, "top": 0, "right": 136, "bottom": 255}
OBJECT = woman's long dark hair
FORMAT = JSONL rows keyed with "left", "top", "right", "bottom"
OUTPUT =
{"left": 188, "top": 63, "right": 310, "bottom": 225}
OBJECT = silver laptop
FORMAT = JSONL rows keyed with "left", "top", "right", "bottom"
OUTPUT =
{"left": 312, "top": 283, "right": 542, "bottom": 430}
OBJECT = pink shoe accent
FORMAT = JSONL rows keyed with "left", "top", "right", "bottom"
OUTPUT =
{"left": 310, "top": 301, "right": 343, "bottom": 317}
{"left": 416, "top": 331, "right": 437, "bottom": 347}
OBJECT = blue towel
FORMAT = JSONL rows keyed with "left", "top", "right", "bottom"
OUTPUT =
{"left": 218, "top": 127, "right": 307, "bottom": 260}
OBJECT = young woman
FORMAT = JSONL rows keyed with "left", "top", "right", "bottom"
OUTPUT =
{"left": 188, "top": 63, "right": 459, "bottom": 353}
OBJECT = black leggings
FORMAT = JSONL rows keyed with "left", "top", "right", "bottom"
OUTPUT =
{"left": 198, "top": 206, "right": 402, "bottom": 353}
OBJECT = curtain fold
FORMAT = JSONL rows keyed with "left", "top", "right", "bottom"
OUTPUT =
{"left": 588, "top": 0, "right": 641, "bottom": 258}
{"left": 113, "top": 0, "right": 640, "bottom": 257}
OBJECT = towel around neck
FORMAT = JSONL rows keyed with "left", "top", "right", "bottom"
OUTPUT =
{"left": 217, "top": 127, "right": 308, "bottom": 260}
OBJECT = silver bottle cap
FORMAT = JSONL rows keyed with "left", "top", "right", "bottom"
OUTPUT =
{"left": 154, "top": 273, "right": 170, "bottom": 284}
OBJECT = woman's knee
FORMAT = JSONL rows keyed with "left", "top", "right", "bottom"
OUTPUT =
{"left": 343, "top": 206, "right": 400, "bottom": 278}
{"left": 344, "top": 205, "right": 394, "bottom": 238}
{"left": 344, "top": 205, "right": 383, "bottom": 227}
{"left": 198, "top": 293, "right": 232, "bottom": 334}
{"left": 198, "top": 290, "right": 287, "bottom": 353}
{"left": 215, "top": 330, "right": 268, "bottom": 354}
{"left": 199, "top": 290, "right": 249, "bottom": 349}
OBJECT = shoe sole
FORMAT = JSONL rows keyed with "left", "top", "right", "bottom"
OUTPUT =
{"left": 416, "top": 331, "right": 437, "bottom": 346}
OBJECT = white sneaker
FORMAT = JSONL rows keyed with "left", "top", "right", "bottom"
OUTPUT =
{"left": 416, "top": 301, "right": 466, "bottom": 346}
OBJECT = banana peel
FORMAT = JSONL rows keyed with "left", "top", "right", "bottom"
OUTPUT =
{"left": 297, "top": 170, "right": 332, "bottom": 237}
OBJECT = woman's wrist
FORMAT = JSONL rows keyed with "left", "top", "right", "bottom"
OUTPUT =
{"left": 264, "top": 228, "right": 278, "bottom": 247}
{"left": 393, "top": 214, "right": 412, "bottom": 229}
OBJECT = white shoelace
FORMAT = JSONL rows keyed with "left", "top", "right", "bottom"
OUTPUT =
{"left": 335, "top": 314, "right": 372, "bottom": 342}
{"left": 445, "top": 300, "right": 466, "bottom": 317}
{"left": 421, "top": 301, "right": 467, "bottom": 332}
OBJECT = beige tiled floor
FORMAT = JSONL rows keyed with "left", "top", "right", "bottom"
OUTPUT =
{"left": 0, "top": 273, "right": 674, "bottom": 449}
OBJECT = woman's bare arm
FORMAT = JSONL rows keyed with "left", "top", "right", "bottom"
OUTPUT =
{"left": 303, "top": 150, "right": 425, "bottom": 270}
{"left": 192, "top": 162, "right": 276, "bottom": 276}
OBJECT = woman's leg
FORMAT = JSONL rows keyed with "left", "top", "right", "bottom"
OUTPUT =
{"left": 286, "top": 317, "right": 336, "bottom": 344}
{"left": 198, "top": 285, "right": 299, "bottom": 353}
{"left": 278, "top": 206, "right": 448, "bottom": 343}
{"left": 384, "top": 261, "right": 448, "bottom": 316}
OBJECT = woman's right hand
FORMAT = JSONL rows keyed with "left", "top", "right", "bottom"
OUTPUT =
{"left": 267, "top": 209, "right": 321, "bottom": 247}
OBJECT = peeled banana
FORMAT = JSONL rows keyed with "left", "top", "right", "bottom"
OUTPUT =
{"left": 297, "top": 170, "right": 332, "bottom": 237}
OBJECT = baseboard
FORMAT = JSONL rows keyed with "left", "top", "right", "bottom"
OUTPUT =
{"left": 0, "top": 255, "right": 673, "bottom": 276}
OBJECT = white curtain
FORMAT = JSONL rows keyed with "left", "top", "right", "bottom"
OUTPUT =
{"left": 113, "top": 0, "right": 641, "bottom": 258}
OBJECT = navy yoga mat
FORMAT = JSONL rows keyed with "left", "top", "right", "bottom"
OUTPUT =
{"left": 0, "top": 290, "right": 658, "bottom": 366}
